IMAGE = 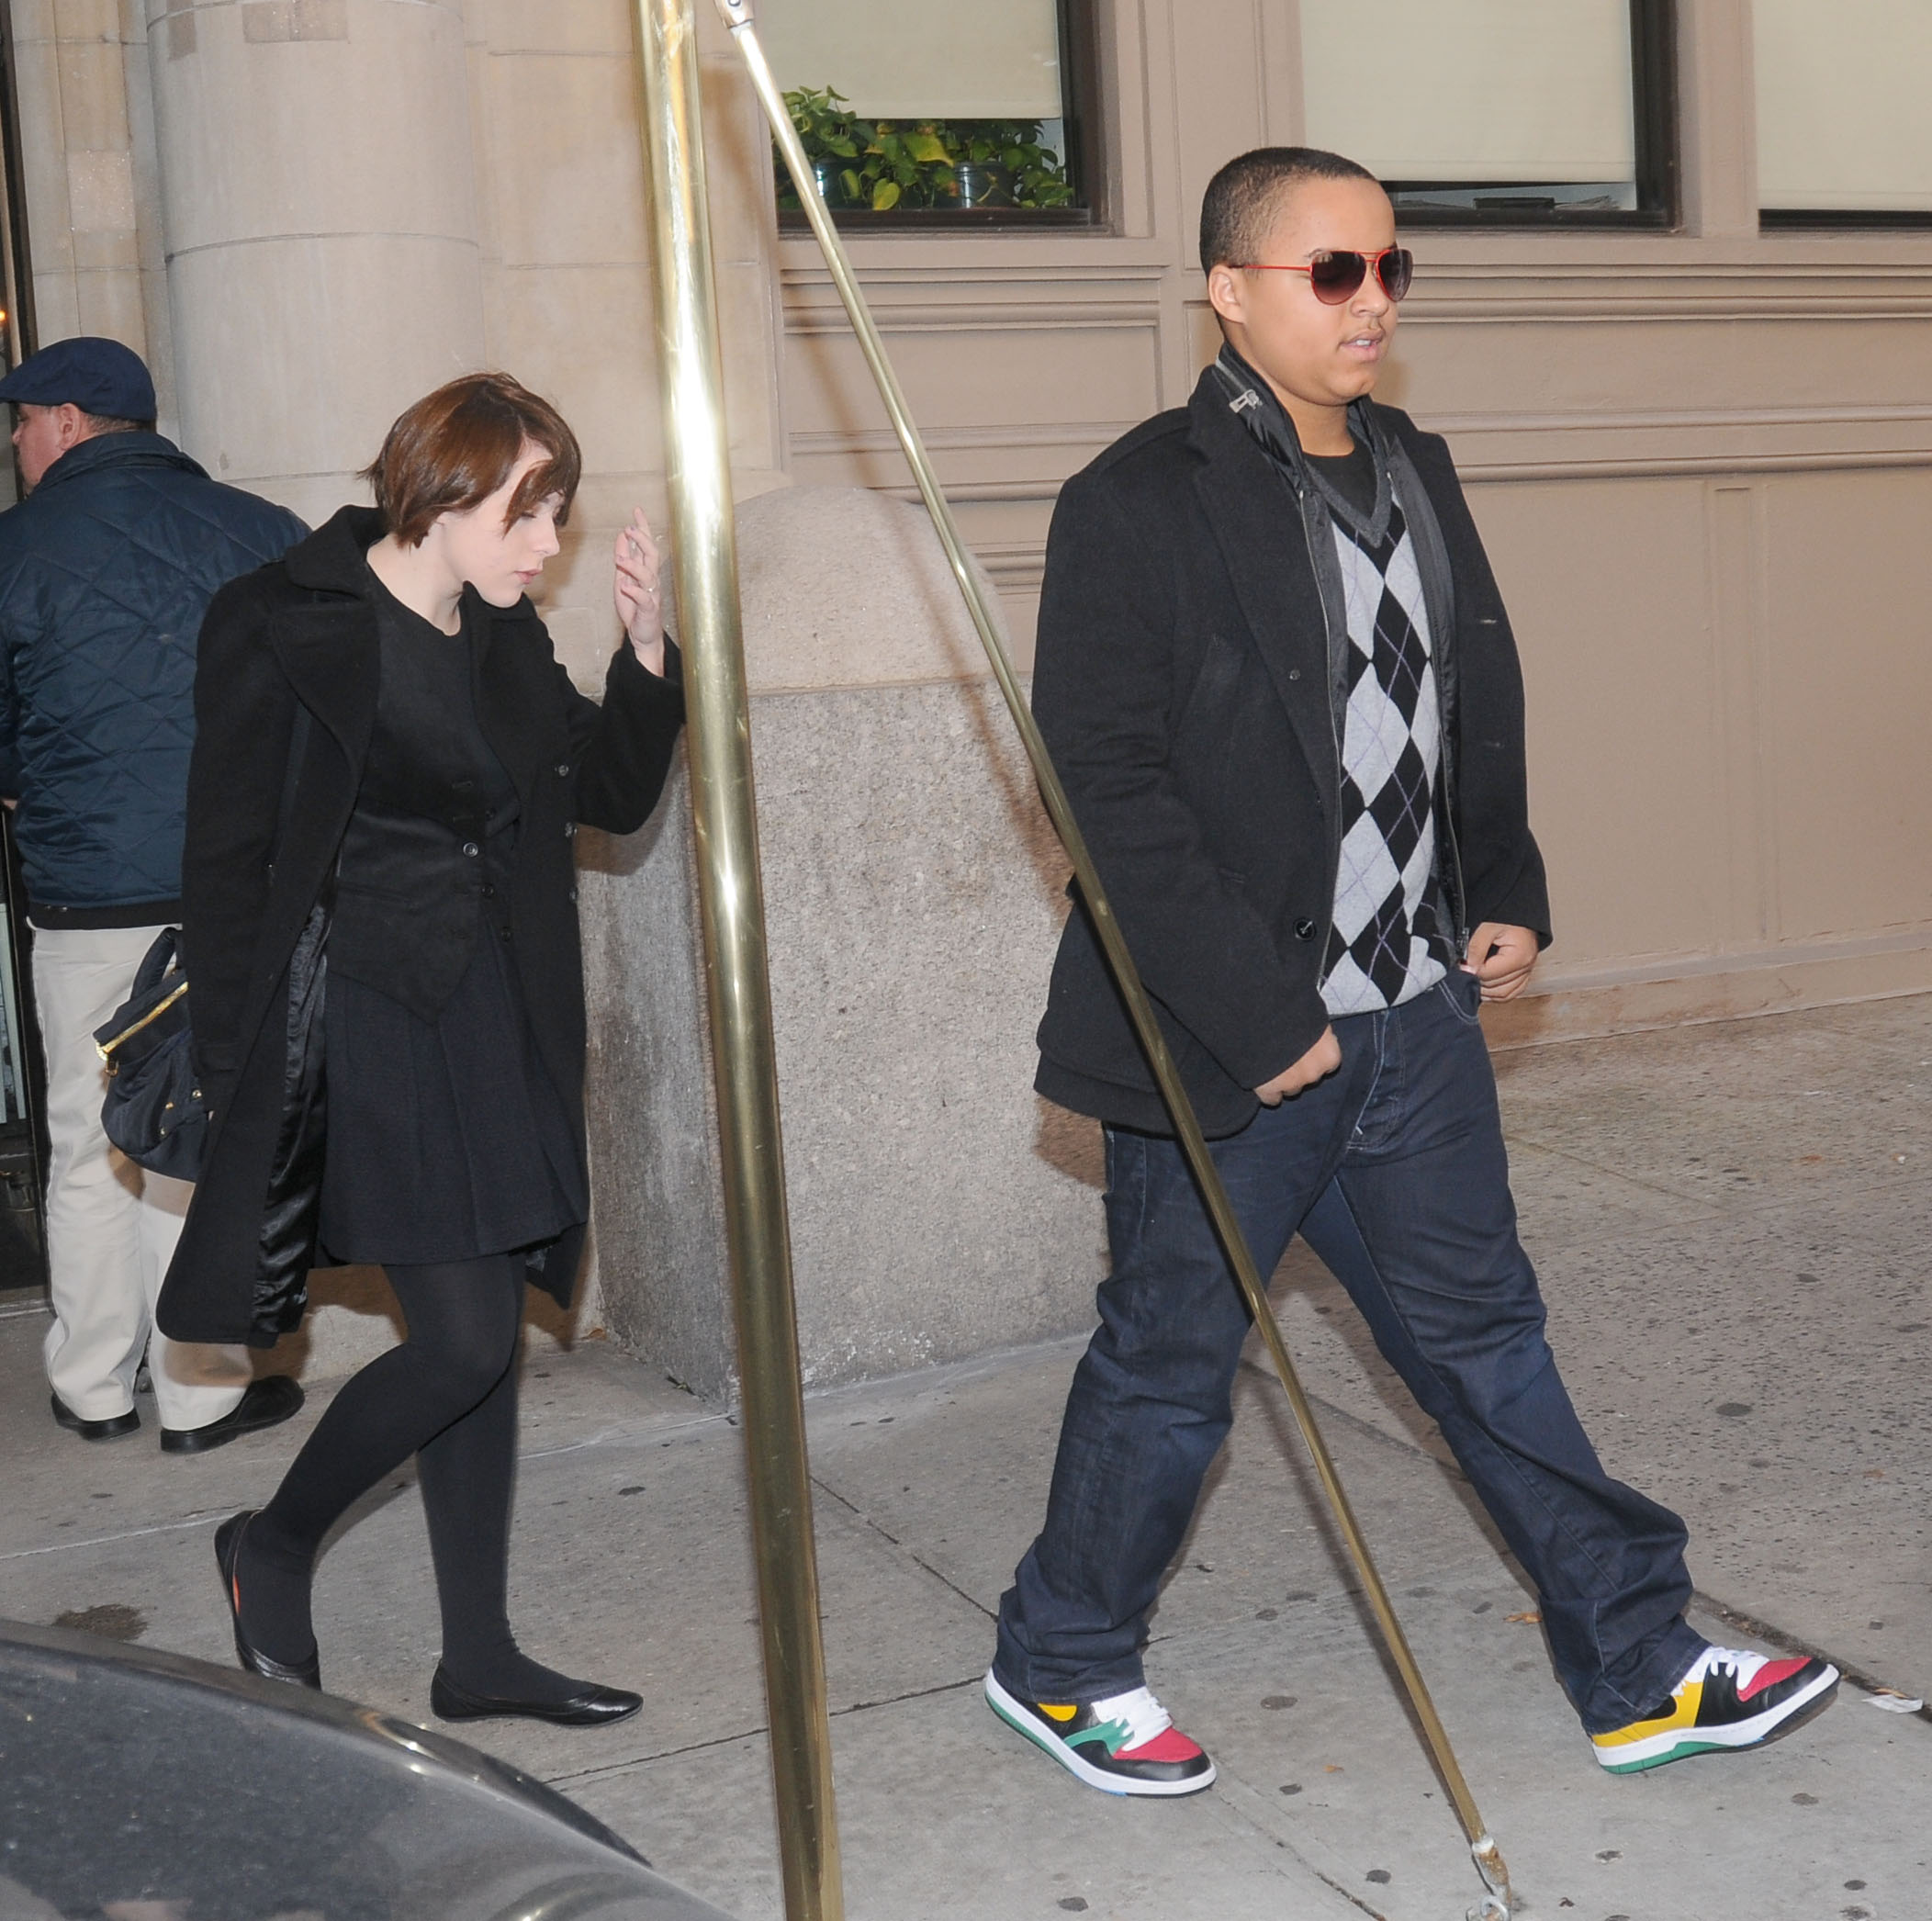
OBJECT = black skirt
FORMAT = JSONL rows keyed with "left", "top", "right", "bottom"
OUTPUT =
{"left": 318, "top": 927, "right": 588, "bottom": 1268}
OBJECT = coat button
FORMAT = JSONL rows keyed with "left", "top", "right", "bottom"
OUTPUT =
{"left": 1295, "top": 917, "right": 1318, "bottom": 940}
{"left": 462, "top": 841, "right": 480, "bottom": 858}
{"left": 1287, "top": 668, "right": 1301, "bottom": 680}
{"left": 555, "top": 762, "right": 570, "bottom": 777}
{"left": 563, "top": 822, "right": 576, "bottom": 839}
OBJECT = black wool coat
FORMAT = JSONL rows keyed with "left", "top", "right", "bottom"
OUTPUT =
{"left": 1032, "top": 369, "right": 1551, "bottom": 1139}
{"left": 158, "top": 507, "right": 685, "bottom": 1346}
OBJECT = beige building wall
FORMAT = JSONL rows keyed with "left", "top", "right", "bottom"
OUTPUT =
{"left": 7, "top": 0, "right": 1931, "bottom": 1390}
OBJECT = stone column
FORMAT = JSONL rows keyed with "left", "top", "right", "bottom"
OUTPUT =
{"left": 143, "top": 0, "right": 485, "bottom": 527}
{"left": 10, "top": 1, "right": 158, "bottom": 379}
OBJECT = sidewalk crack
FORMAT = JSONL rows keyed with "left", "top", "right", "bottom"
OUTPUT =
{"left": 810, "top": 1475, "right": 998, "bottom": 1622}
{"left": 545, "top": 1674, "right": 983, "bottom": 1788}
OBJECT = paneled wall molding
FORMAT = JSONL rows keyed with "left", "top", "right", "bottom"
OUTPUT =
{"left": 790, "top": 388, "right": 1932, "bottom": 584}
{"left": 792, "top": 421, "right": 1141, "bottom": 458}
{"left": 1398, "top": 264, "right": 1932, "bottom": 325}
{"left": 782, "top": 260, "right": 1932, "bottom": 337}
{"left": 778, "top": 255, "right": 1175, "bottom": 283}
{"left": 780, "top": 237, "right": 1932, "bottom": 279}
{"left": 785, "top": 300, "right": 1161, "bottom": 337}
{"left": 954, "top": 536, "right": 1050, "bottom": 590}
{"left": 1457, "top": 450, "right": 1932, "bottom": 485}
{"left": 1175, "top": 258, "right": 1932, "bottom": 324}
{"left": 781, "top": 261, "right": 1167, "bottom": 315}
{"left": 1421, "top": 403, "right": 1932, "bottom": 483}
{"left": 792, "top": 405, "right": 1932, "bottom": 500}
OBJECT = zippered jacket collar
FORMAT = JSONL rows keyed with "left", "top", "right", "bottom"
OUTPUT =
{"left": 1204, "top": 343, "right": 1398, "bottom": 488}
{"left": 29, "top": 430, "right": 208, "bottom": 496}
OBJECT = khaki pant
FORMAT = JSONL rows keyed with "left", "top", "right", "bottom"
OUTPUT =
{"left": 33, "top": 923, "right": 250, "bottom": 1431}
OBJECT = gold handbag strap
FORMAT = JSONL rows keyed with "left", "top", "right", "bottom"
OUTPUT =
{"left": 95, "top": 977, "right": 188, "bottom": 1070}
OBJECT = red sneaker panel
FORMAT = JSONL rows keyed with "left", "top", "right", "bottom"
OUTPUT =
{"left": 1120, "top": 1726, "right": 1205, "bottom": 1763}
{"left": 1736, "top": 1656, "right": 1813, "bottom": 1702}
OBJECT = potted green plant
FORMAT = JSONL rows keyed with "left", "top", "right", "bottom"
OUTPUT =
{"left": 777, "top": 85, "right": 865, "bottom": 209}
{"left": 779, "top": 86, "right": 1075, "bottom": 214}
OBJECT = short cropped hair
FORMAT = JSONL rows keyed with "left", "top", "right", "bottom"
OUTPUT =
{"left": 1198, "top": 147, "right": 1381, "bottom": 275}
{"left": 79, "top": 411, "right": 152, "bottom": 436}
{"left": 364, "top": 372, "right": 581, "bottom": 548}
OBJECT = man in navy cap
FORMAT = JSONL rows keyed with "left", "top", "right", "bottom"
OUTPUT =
{"left": 0, "top": 336, "right": 308, "bottom": 1450}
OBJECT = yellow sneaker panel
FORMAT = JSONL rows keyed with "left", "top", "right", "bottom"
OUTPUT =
{"left": 1591, "top": 1679, "right": 1704, "bottom": 1750}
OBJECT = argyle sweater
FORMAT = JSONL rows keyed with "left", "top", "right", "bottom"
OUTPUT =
{"left": 1212, "top": 349, "right": 1453, "bottom": 1015}
{"left": 1318, "top": 486, "right": 1452, "bottom": 1014}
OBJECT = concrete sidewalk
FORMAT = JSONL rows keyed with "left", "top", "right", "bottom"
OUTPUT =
{"left": 5, "top": 992, "right": 1932, "bottom": 1921}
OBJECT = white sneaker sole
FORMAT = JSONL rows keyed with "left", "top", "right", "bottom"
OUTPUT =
{"left": 983, "top": 1668, "right": 1217, "bottom": 1798}
{"left": 1594, "top": 1662, "right": 1840, "bottom": 1771}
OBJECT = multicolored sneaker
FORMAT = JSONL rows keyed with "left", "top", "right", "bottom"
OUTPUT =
{"left": 1590, "top": 1644, "right": 1839, "bottom": 1773}
{"left": 983, "top": 1668, "right": 1216, "bottom": 1796}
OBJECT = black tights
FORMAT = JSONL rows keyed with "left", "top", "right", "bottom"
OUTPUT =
{"left": 238, "top": 1255, "right": 580, "bottom": 1701}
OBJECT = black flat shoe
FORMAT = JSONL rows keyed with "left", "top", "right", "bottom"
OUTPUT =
{"left": 163, "top": 1375, "right": 305, "bottom": 1454}
{"left": 50, "top": 1391, "right": 140, "bottom": 1442}
{"left": 214, "top": 1511, "right": 320, "bottom": 1691}
{"left": 430, "top": 1664, "right": 642, "bottom": 1728}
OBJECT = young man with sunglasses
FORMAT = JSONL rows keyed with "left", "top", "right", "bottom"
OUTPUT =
{"left": 983, "top": 147, "right": 1837, "bottom": 1795}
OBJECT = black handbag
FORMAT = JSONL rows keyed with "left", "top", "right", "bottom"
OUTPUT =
{"left": 94, "top": 927, "right": 205, "bottom": 1181}
{"left": 93, "top": 706, "right": 316, "bottom": 1185}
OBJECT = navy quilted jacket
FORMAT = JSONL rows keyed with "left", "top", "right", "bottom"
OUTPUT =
{"left": 0, "top": 433, "right": 306, "bottom": 918}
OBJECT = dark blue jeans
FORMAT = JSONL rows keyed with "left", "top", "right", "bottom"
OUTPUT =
{"left": 995, "top": 969, "right": 1702, "bottom": 1734}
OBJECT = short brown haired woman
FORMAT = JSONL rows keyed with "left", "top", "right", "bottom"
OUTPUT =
{"left": 159, "top": 373, "right": 681, "bottom": 1725}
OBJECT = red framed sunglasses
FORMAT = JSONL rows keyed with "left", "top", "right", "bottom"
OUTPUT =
{"left": 1235, "top": 247, "right": 1414, "bottom": 304}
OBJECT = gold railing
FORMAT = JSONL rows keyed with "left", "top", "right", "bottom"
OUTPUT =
{"left": 632, "top": 6, "right": 841, "bottom": 1919}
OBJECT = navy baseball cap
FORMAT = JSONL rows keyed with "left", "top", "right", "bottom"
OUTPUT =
{"left": 0, "top": 336, "right": 155, "bottom": 420}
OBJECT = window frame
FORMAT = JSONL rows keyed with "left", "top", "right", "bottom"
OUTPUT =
{"left": 774, "top": 0, "right": 1106, "bottom": 233}
{"left": 1376, "top": 0, "right": 1679, "bottom": 231}
{"left": 1760, "top": 207, "right": 1932, "bottom": 230}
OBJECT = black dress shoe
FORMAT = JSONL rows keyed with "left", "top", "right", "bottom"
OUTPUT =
{"left": 162, "top": 1375, "right": 305, "bottom": 1455}
{"left": 430, "top": 1664, "right": 642, "bottom": 1728}
{"left": 50, "top": 1392, "right": 140, "bottom": 1442}
{"left": 214, "top": 1511, "right": 321, "bottom": 1690}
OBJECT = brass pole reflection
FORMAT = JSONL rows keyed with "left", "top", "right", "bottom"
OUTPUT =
{"left": 631, "top": 6, "right": 844, "bottom": 1919}
{"left": 711, "top": 3, "right": 1511, "bottom": 1913}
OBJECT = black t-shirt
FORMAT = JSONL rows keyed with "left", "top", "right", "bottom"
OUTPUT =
{"left": 1304, "top": 436, "right": 1378, "bottom": 520}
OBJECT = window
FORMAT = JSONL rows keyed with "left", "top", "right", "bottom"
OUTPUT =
{"left": 759, "top": 0, "right": 1098, "bottom": 225}
{"left": 1300, "top": 0, "right": 1677, "bottom": 228}
{"left": 1756, "top": 0, "right": 1932, "bottom": 228}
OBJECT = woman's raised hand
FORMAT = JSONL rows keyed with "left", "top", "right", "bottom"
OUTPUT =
{"left": 613, "top": 507, "right": 668, "bottom": 675}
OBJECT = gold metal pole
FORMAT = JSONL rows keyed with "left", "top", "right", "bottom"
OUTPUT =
{"left": 712, "top": 5, "right": 1510, "bottom": 1913}
{"left": 631, "top": 6, "right": 844, "bottom": 1919}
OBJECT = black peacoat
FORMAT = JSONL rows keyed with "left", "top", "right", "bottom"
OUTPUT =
{"left": 157, "top": 506, "right": 685, "bottom": 1346}
{"left": 1032, "top": 369, "right": 1551, "bottom": 1139}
